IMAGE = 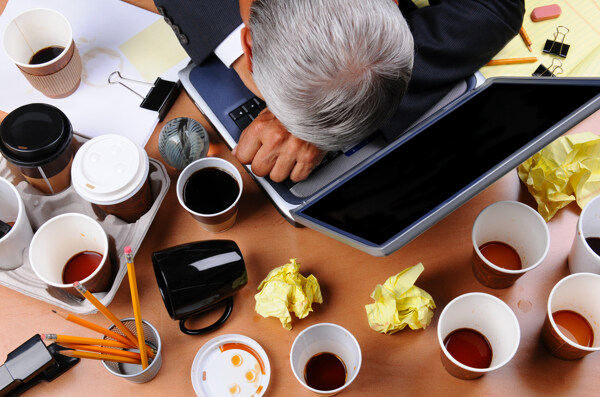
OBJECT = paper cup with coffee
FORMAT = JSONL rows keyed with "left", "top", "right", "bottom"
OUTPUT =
{"left": 29, "top": 213, "right": 112, "bottom": 295}
{"left": 0, "top": 103, "right": 74, "bottom": 195}
{"left": 177, "top": 157, "right": 243, "bottom": 233}
{"left": 2, "top": 8, "right": 82, "bottom": 98}
{"left": 71, "top": 135, "right": 153, "bottom": 223}
{"left": 0, "top": 177, "right": 34, "bottom": 270}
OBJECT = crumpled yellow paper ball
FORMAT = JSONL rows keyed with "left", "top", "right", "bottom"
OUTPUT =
{"left": 365, "top": 263, "right": 436, "bottom": 334}
{"left": 518, "top": 132, "right": 600, "bottom": 221}
{"left": 254, "top": 258, "right": 322, "bottom": 330}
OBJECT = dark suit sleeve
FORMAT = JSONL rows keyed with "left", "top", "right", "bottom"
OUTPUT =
{"left": 383, "top": 0, "right": 525, "bottom": 139}
{"left": 154, "top": 0, "right": 242, "bottom": 66}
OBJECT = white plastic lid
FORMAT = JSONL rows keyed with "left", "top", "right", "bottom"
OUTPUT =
{"left": 71, "top": 134, "right": 149, "bottom": 205}
{"left": 191, "top": 334, "right": 270, "bottom": 397}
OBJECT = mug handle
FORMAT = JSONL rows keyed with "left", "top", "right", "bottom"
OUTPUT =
{"left": 179, "top": 296, "right": 234, "bottom": 335}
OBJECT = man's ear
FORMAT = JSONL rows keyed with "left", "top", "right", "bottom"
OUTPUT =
{"left": 241, "top": 26, "right": 253, "bottom": 72}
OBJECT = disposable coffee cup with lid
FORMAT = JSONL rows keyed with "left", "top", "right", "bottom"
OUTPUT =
{"left": 0, "top": 103, "right": 74, "bottom": 194}
{"left": 71, "top": 134, "right": 152, "bottom": 223}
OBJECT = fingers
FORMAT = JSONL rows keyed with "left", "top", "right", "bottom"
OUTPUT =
{"left": 232, "top": 108, "right": 325, "bottom": 182}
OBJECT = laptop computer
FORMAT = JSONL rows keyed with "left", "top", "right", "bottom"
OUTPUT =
{"left": 180, "top": 57, "right": 600, "bottom": 256}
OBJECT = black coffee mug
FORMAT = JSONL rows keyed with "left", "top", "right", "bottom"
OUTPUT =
{"left": 152, "top": 240, "right": 248, "bottom": 335}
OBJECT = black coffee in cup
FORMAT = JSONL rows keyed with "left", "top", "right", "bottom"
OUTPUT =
{"left": 183, "top": 167, "right": 240, "bottom": 214}
{"left": 0, "top": 103, "right": 73, "bottom": 194}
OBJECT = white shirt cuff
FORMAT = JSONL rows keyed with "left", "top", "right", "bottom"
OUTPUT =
{"left": 214, "top": 24, "right": 244, "bottom": 68}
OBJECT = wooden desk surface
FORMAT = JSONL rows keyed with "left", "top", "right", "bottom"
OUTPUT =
{"left": 2, "top": 1, "right": 600, "bottom": 396}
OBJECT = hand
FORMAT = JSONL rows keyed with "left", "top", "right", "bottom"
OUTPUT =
{"left": 232, "top": 109, "right": 325, "bottom": 182}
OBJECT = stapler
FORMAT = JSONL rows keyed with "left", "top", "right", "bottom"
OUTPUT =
{"left": 0, "top": 334, "right": 79, "bottom": 396}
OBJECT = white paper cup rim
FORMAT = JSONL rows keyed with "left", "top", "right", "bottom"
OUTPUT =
{"left": 3, "top": 8, "right": 73, "bottom": 68}
{"left": 437, "top": 292, "right": 520, "bottom": 373}
{"left": 290, "top": 323, "right": 362, "bottom": 395}
{"left": 176, "top": 157, "right": 243, "bottom": 217}
{"left": 547, "top": 272, "right": 600, "bottom": 351}
{"left": 29, "top": 212, "right": 108, "bottom": 288}
{"left": 0, "top": 177, "right": 24, "bottom": 242}
{"left": 472, "top": 200, "right": 550, "bottom": 274}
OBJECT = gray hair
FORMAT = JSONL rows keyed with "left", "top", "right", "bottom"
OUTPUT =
{"left": 249, "top": 0, "right": 414, "bottom": 151}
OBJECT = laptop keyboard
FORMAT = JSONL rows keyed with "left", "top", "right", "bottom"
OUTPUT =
{"left": 229, "top": 97, "right": 267, "bottom": 131}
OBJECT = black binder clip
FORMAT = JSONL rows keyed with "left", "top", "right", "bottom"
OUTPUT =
{"left": 532, "top": 58, "right": 564, "bottom": 77}
{"left": 543, "top": 26, "right": 570, "bottom": 58}
{"left": 108, "top": 71, "right": 181, "bottom": 121}
{"left": 0, "top": 334, "right": 79, "bottom": 396}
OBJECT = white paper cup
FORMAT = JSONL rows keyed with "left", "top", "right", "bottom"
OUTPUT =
{"left": 0, "top": 177, "right": 33, "bottom": 270}
{"left": 29, "top": 213, "right": 112, "bottom": 295}
{"left": 541, "top": 273, "right": 600, "bottom": 360}
{"left": 176, "top": 157, "right": 243, "bottom": 233}
{"left": 437, "top": 293, "right": 520, "bottom": 380}
{"left": 290, "top": 323, "right": 362, "bottom": 396}
{"left": 2, "top": 8, "right": 82, "bottom": 98}
{"left": 71, "top": 134, "right": 152, "bottom": 223}
{"left": 472, "top": 201, "right": 550, "bottom": 288}
{"left": 568, "top": 195, "right": 600, "bottom": 274}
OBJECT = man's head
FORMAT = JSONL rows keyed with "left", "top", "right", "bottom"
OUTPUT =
{"left": 239, "top": 0, "right": 414, "bottom": 151}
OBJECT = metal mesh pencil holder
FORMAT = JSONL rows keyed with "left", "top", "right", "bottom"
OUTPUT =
{"left": 101, "top": 318, "right": 162, "bottom": 383}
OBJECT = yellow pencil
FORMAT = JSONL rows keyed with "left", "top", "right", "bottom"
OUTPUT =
{"left": 59, "top": 349, "right": 142, "bottom": 365}
{"left": 73, "top": 281, "right": 139, "bottom": 348}
{"left": 519, "top": 26, "right": 533, "bottom": 52}
{"left": 60, "top": 343, "right": 143, "bottom": 360}
{"left": 125, "top": 246, "right": 148, "bottom": 369}
{"left": 486, "top": 57, "right": 537, "bottom": 66}
{"left": 42, "top": 333, "right": 131, "bottom": 349}
{"left": 52, "top": 310, "right": 156, "bottom": 358}
{"left": 52, "top": 310, "right": 136, "bottom": 348}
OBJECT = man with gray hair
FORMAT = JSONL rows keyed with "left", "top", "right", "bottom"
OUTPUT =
{"left": 156, "top": 0, "right": 524, "bottom": 182}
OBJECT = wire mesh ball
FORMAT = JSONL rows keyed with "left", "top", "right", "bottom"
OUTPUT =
{"left": 158, "top": 117, "right": 209, "bottom": 170}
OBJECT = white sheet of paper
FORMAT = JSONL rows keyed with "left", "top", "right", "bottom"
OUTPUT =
{"left": 0, "top": 0, "right": 190, "bottom": 147}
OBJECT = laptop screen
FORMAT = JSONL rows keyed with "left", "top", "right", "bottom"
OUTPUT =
{"left": 295, "top": 78, "right": 600, "bottom": 254}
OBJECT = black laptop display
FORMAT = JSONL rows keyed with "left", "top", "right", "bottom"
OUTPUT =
{"left": 180, "top": 59, "right": 600, "bottom": 256}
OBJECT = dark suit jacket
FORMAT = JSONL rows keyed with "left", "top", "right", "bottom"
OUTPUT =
{"left": 154, "top": 1, "right": 242, "bottom": 66}
{"left": 155, "top": 0, "right": 525, "bottom": 140}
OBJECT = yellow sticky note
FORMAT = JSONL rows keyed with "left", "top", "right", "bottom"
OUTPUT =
{"left": 119, "top": 19, "right": 189, "bottom": 83}
{"left": 365, "top": 263, "right": 436, "bottom": 334}
{"left": 255, "top": 259, "right": 322, "bottom": 330}
{"left": 518, "top": 132, "right": 600, "bottom": 221}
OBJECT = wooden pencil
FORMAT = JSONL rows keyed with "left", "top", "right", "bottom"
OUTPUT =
{"left": 125, "top": 246, "right": 149, "bottom": 369}
{"left": 519, "top": 26, "right": 533, "bottom": 52}
{"left": 52, "top": 310, "right": 136, "bottom": 348}
{"left": 486, "top": 57, "right": 537, "bottom": 66}
{"left": 52, "top": 309, "right": 156, "bottom": 358}
{"left": 60, "top": 343, "right": 143, "bottom": 360}
{"left": 59, "top": 349, "right": 142, "bottom": 365}
{"left": 73, "top": 281, "right": 139, "bottom": 348}
{"left": 42, "top": 333, "right": 131, "bottom": 348}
